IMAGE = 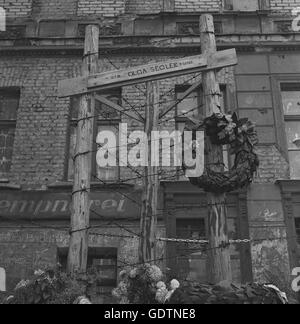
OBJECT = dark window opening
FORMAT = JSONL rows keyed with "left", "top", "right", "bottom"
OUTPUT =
{"left": 175, "top": 218, "right": 207, "bottom": 282}
{"left": 57, "top": 247, "right": 118, "bottom": 303}
{"left": 0, "top": 88, "right": 20, "bottom": 179}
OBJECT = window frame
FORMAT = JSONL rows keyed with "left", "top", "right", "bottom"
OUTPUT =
{"left": 0, "top": 87, "right": 20, "bottom": 179}
{"left": 66, "top": 90, "right": 122, "bottom": 183}
{"left": 272, "top": 75, "right": 300, "bottom": 177}
{"left": 57, "top": 247, "right": 118, "bottom": 299}
{"left": 174, "top": 84, "right": 232, "bottom": 179}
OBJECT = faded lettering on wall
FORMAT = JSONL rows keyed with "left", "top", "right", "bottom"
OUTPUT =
{"left": 0, "top": 191, "right": 141, "bottom": 219}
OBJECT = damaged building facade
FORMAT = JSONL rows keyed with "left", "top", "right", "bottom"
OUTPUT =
{"left": 0, "top": 0, "right": 300, "bottom": 301}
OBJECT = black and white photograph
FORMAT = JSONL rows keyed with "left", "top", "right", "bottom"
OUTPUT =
{"left": 0, "top": 0, "right": 300, "bottom": 308}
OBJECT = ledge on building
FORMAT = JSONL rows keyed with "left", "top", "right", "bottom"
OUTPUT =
{"left": 47, "top": 181, "right": 136, "bottom": 191}
{"left": 0, "top": 179, "right": 21, "bottom": 190}
{"left": 276, "top": 179, "right": 300, "bottom": 193}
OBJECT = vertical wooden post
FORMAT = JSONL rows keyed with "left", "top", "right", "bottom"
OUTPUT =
{"left": 67, "top": 25, "right": 99, "bottom": 275}
{"left": 200, "top": 14, "right": 232, "bottom": 283}
{"left": 139, "top": 81, "right": 160, "bottom": 263}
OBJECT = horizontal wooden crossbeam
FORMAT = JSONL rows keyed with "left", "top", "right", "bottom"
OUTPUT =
{"left": 58, "top": 48, "right": 237, "bottom": 97}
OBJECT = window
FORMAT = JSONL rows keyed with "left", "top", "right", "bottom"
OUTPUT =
{"left": 223, "top": 0, "right": 269, "bottom": 11}
{"left": 68, "top": 90, "right": 121, "bottom": 182}
{"left": 57, "top": 247, "right": 117, "bottom": 303}
{"left": 0, "top": 88, "right": 20, "bottom": 179}
{"left": 175, "top": 85, "right": 230, "bottom": 173}
{"left": 281, "top": 83, "right": 300, "bottom": 179}
{"left": 176, "top": 218, "right": 207, "bottom": 282}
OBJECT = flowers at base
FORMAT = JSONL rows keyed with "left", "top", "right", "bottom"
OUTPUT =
{"left": 34, "top": 270, "right": 45, "bottom": 277}
{"left": 155, "top": 286, "right": 169, "bottom": 304}
{"left": 156, "top": 281, "right": 166, "bottom": 290}
{"left": 146, "top": 265, "right": 163, "bottom": 282}
{"left": 170, "top": 279, "right": 180, "bottom": 290}
{"left": 112, "top": 265, "right": 181, "bottom": 304}
{"left": 74, "top": 296, "right": 92, "bottom": 304}
{"left": 129, "top": 269, "right": 138, "bottom": 279}
{"left": 14, "top": 279, "right": 30, "bottom": 291}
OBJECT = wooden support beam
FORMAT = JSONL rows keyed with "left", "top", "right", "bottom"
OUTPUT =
{"left": 200, "top": 14, "right": 233, "bottom": 284}
{"left": 95, "top": 94, "right": 144, "bottom": 123}
{"left": 67, "top": 25, "right": 99, "bottom": 275}
{"left": 58, "top": 49, "right": 237, "bottom": 97}
{"left": 139, "top": 81, "right": 160, "bottom": 263}
{"left": 159, "top": 80, "right": 202, "bottom": 119}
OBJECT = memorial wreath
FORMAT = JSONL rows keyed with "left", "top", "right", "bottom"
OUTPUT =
{"left": 183, "top": 112, "right": 259, "bottom": 194}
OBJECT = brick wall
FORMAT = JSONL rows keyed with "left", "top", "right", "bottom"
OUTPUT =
{"left": 32, "top": 0, "right": 77, "bottom": 18}
{"left": 0, "top": 53, "right": 291, "bottom": 187}
{"left": 175, "top": 0, "right": 221, "bottom": 12}
{"left": 78, "top": 0, "right": 126, "bottom": 17}
{"left": 0, "top": 56, "right": 81, "bottom": 186}
{"left": 0, "top": 0, "right": 32, "bottom": 18}
{"left": 0, "top": 224, "right": 166, "bottom": 292}
{"left": 125, "top": 0, "right": 162, "bottom": 14}
{"left": 270, "top": 0, "right": 300, "bottom": 13}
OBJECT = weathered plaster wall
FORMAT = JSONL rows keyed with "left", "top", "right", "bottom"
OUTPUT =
{"left": 248, "top": 184, "right": 291, "bottom": 288}
{"left": 0, "top": 224, "right": 166, "bottom": 291}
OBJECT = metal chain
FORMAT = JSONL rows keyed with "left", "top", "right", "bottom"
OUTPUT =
{"left": 157, "top": 237, "right": 209, "bottom": 244}
{"left": 229, "top": 239, "right": 252, "bottom": 244}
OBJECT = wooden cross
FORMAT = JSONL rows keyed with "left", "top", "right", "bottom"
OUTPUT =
{"left": 60, "top": 18, "right": 238, "bottom": 273}
{"left": 58, "top": 48, "right": 237, "bottom": 125}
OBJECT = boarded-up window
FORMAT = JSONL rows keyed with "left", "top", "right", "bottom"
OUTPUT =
{"left": 281, "top": 83, "right": 300, "bottom": 179}
{"left": 68, "top": 90, "right": 121, "bottom": 182}
{"left": 0, "top": 88, "right": 20, "bottom": 178}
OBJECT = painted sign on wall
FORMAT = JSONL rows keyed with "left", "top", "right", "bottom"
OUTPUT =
{"left": 0, "top": 190, "right": 142, "bottom": 220}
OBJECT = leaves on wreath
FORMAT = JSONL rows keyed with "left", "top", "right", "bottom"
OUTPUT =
{"left": 183, "top": 113, "right": 259, "bottom": 194}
